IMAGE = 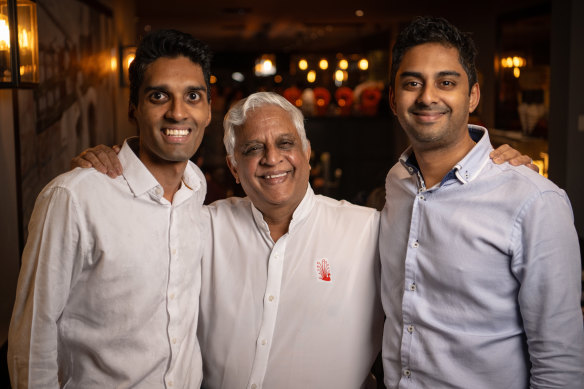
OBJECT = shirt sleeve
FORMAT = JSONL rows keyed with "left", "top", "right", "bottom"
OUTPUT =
{"left": 8, "top": 186, "right": 85, "bottom": 389}
{"left": 511, "top": 189, "right": 584, "bottom": 388}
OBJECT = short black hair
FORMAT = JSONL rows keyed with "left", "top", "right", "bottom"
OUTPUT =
{"left": 390, "top": 16, "right": 478, "bottom": 93}
{"left": 129, "top": 29, "right": 212, "bottom": 109}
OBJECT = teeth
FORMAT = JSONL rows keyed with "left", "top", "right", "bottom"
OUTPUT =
{"left": 265, "top": 172, "right": 287, "bottom": 179}
{"left": 164, "top": 128, "right": 189, "bottom": 136}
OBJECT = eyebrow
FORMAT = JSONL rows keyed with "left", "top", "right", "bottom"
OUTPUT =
{"left": 143, "top": 85, "right": 208, "bottom": 94}
{"left": 399, "top": 70, "right": 462, "bottom": 79}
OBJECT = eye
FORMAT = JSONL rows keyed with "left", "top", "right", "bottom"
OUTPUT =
{"left": 403, "top": 80, "right": 421, "bottom": 90}
{"left": 440, "top": 80, "right": 456, "bottom": 88}
{"left": 187, "top": 91, "right": 201, "bottom": 102}
{"left": 149, "top": 91, "right": 168, "bottom": 103}
{"left": 278, "top": 139, "right": 295, "bottom": 149}
{"left": 243, "top": 144, "right": 264, "bottom": 155}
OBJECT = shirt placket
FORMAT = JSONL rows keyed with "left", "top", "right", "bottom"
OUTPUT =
{"left": 399, "top": 185, "right": 425, "bottom": 388}
{"left": 247, "top": 237, "right": 287, "bottom": 389}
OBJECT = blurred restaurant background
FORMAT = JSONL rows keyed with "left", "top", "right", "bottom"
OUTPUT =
{"left": 1, "top": 0, "right": 583, "bottom": 370}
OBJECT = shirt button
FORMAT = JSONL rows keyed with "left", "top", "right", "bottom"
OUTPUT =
{"left": 418, "top": 195, "right": 425, "bottom": 200}
{"left": 404, "top": 369, "right": 411, "bottom": 378}
{"left": 274, "top": 254, "right": 279, "bottom": 259}
{"left": 407, "top": 325, "right": 415, "bottom": 333}
{"left": 409, "top": 283, "right": 417, "bottom": 292}
{"left": 172, "top": 338, "right": 177, "bottom": 344}
{"left": 268, "top": 295, "right": 275, "bottom": 302}
{"left": 411, "top": 241, "right": 419, "bottom": 248}
{"left": 169, "top": 293, "right": 175, "bottom": 300}
{"left": 171, "top": 248, "right": 177, "bottom": 255}
{"left": 167, "top": 381, "right": 173, "bottom": 387}
{"left": 155, "top": 187, "right": 163, "bottom": 196}
{"left": 261, "top": 339, "right": 267, "bottom": 346}
{"left": 251, "top": 384, "right": 258, "bottom": 389}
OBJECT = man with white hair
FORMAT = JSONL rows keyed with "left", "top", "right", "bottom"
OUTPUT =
{"left": 198, "top": 92, "right": 384, "bottom": 388}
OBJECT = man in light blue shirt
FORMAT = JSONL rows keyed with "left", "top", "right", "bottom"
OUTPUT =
{"left": 380, "top": 16, "right": 584, "bottom": 388}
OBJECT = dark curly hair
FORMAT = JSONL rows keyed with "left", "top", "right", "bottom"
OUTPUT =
{"left": 390, "top": 16, "right": 478, "bottom": 94}
{"left": 129, "top": 29, "right": 212, "bottom": 111}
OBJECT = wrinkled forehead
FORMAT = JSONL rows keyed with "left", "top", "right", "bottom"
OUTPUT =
{"left": 235, "top": 105, "right": 300, "bottom": 142}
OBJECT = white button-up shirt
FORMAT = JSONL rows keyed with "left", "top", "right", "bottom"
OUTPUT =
{"left": 199, "top": 186, "right": 383, "bottom": 389}
{"left": 8, "top": 139, "right": 206, "bottom": 389}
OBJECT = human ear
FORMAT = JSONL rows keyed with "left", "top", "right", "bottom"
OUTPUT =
{"left": 226, "top": 155, "right": 240, "bottom": 184}
{"left": 389, "top": 87, "right": 397, "bottom": 115}
{"left": 469, "top": 83, "right": 480, "bottom": 113}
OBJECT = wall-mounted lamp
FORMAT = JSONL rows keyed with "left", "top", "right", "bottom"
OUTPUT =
{"left": 0, "top": 0, "right": 39, "bottom": 88}
{"left": 119, "top": 45, "right": 136, "bottom": 87}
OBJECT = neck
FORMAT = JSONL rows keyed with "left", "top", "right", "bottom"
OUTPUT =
{"left": 413, "top": 132, "right": 476, "bottom": 189}
{"left": 260, "top": 198, "right": 304, "bottom": 243}
{"left": 139, "top": 150, "right": 188, "bottom": 203}
{"left": 264, "top": 213, "right": 292, "bottom": 242}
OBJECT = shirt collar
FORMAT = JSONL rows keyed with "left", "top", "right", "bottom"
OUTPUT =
{"left": 399, "top": 125, "right": 493, "bottom": 188}
{"left": 250, "top": 184, "right": 316, "bottom": 240}
{"left": 118, "top": 137, "right": 203, "bottom": 200}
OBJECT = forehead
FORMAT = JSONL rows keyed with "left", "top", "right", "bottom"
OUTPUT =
{"left": 236, "top": 105, "right": 298, "bottom": 142}
{"left": 399, "top": 43, "right": 466, "bottom": 77}
{"left": 141, "top": 56, "right": 205, "bottom": 89}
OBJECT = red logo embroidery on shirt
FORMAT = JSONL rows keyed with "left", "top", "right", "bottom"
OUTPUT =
{"left": 316, "top": 259, "right": 331, "bottom": 282}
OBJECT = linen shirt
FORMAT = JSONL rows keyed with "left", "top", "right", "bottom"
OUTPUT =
{"left": 8, "top": 139, "right": 206, "bottom": 389}
{"left": 380, "top": 125, "right": 584, "bottom": 389}
{"left": 198, "top": 186, "right": 384, "bottom": 389}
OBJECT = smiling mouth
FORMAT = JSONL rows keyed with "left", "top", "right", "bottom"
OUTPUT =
{"left": 264, "top": 172, "right": 287, "bottom": 179}
{"left": 412, "top": 110, "right": 448, "bottom": 122}
{"left": 261, "top": 171, "right": 291, "bottom": 184}
{"left": 163, "top": 128, "right": 191, "bottom": 137}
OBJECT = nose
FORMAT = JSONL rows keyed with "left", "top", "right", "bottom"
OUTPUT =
{"left": 165, "top": 98, "right": 188, "bottom": 121}
{"left": 261, "top": 145, "right": 283, "bottom": 166}
{"left": 416, "top": 84, "right": 438, "bottom": 106}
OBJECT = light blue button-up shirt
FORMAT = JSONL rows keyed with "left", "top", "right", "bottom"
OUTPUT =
{"left": 380, "top": 125, "right": 584, "bottom": 389}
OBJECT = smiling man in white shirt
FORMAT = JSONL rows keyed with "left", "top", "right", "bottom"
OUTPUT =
{"left": 8, "top": 29, "right": 212, "bottom": 389}
{"left": 197, "top": 92, "right": 384, "bottom": 388}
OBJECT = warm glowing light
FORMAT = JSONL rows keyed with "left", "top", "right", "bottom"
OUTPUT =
{"left": 294, "top": 98, "right": 302, "bottom": 107}
{"left": 339, "top": 59, "right": 348, "bottom": 70}
{"left": 317, "top": 98, "right": 326, "bottom": 107}
{"left": 513, "top": 67, "right": 520, "bottom": 78}
{"left": 0, "top": 19, "right": 10, "bottom": 50}
{"left": 307, "top": 70, "right": 316, "bottom": 83}
{"left": 210, "top": 75, "right": 217, "bottom": 84}
{"left": 255, "top": 55, "right": 276, "bottom": 76}
{"left": 263, "top": 59, "right": 273, "bottom": 72}
{"left": 501, "top": 56, "right": 525, "bottom": 68}
{"left": 110, "top": 57, "right": 117, "bottom": 71}
{"left": 126, "top": 54, "right": 135, "bottom": 70}
{"left": 274, "top": 74, "right": 282, "bottom": 83}
{"left": 355, "top": 10, "right": 364, "bottom": 17}
{"left": 335, "top": 69, "right": 344, "bottom": 82}
{"left": 338, "top": 99, "right": 346, "bottom": 107}
{"left": 358, "top": 58, "right": 368, "bottom": 70}
{"left": 512, "top": 56, "right": 521, "bottom": 67}
{"left": 298, "top": 59, "right": 308, "bottom": 70}
{"left": 319, "top": 59, "right": 328, "bottom": 70}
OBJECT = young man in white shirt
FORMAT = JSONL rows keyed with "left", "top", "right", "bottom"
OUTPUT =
{"left": 8, "top": 29, "right": 212, "bottom": 389}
